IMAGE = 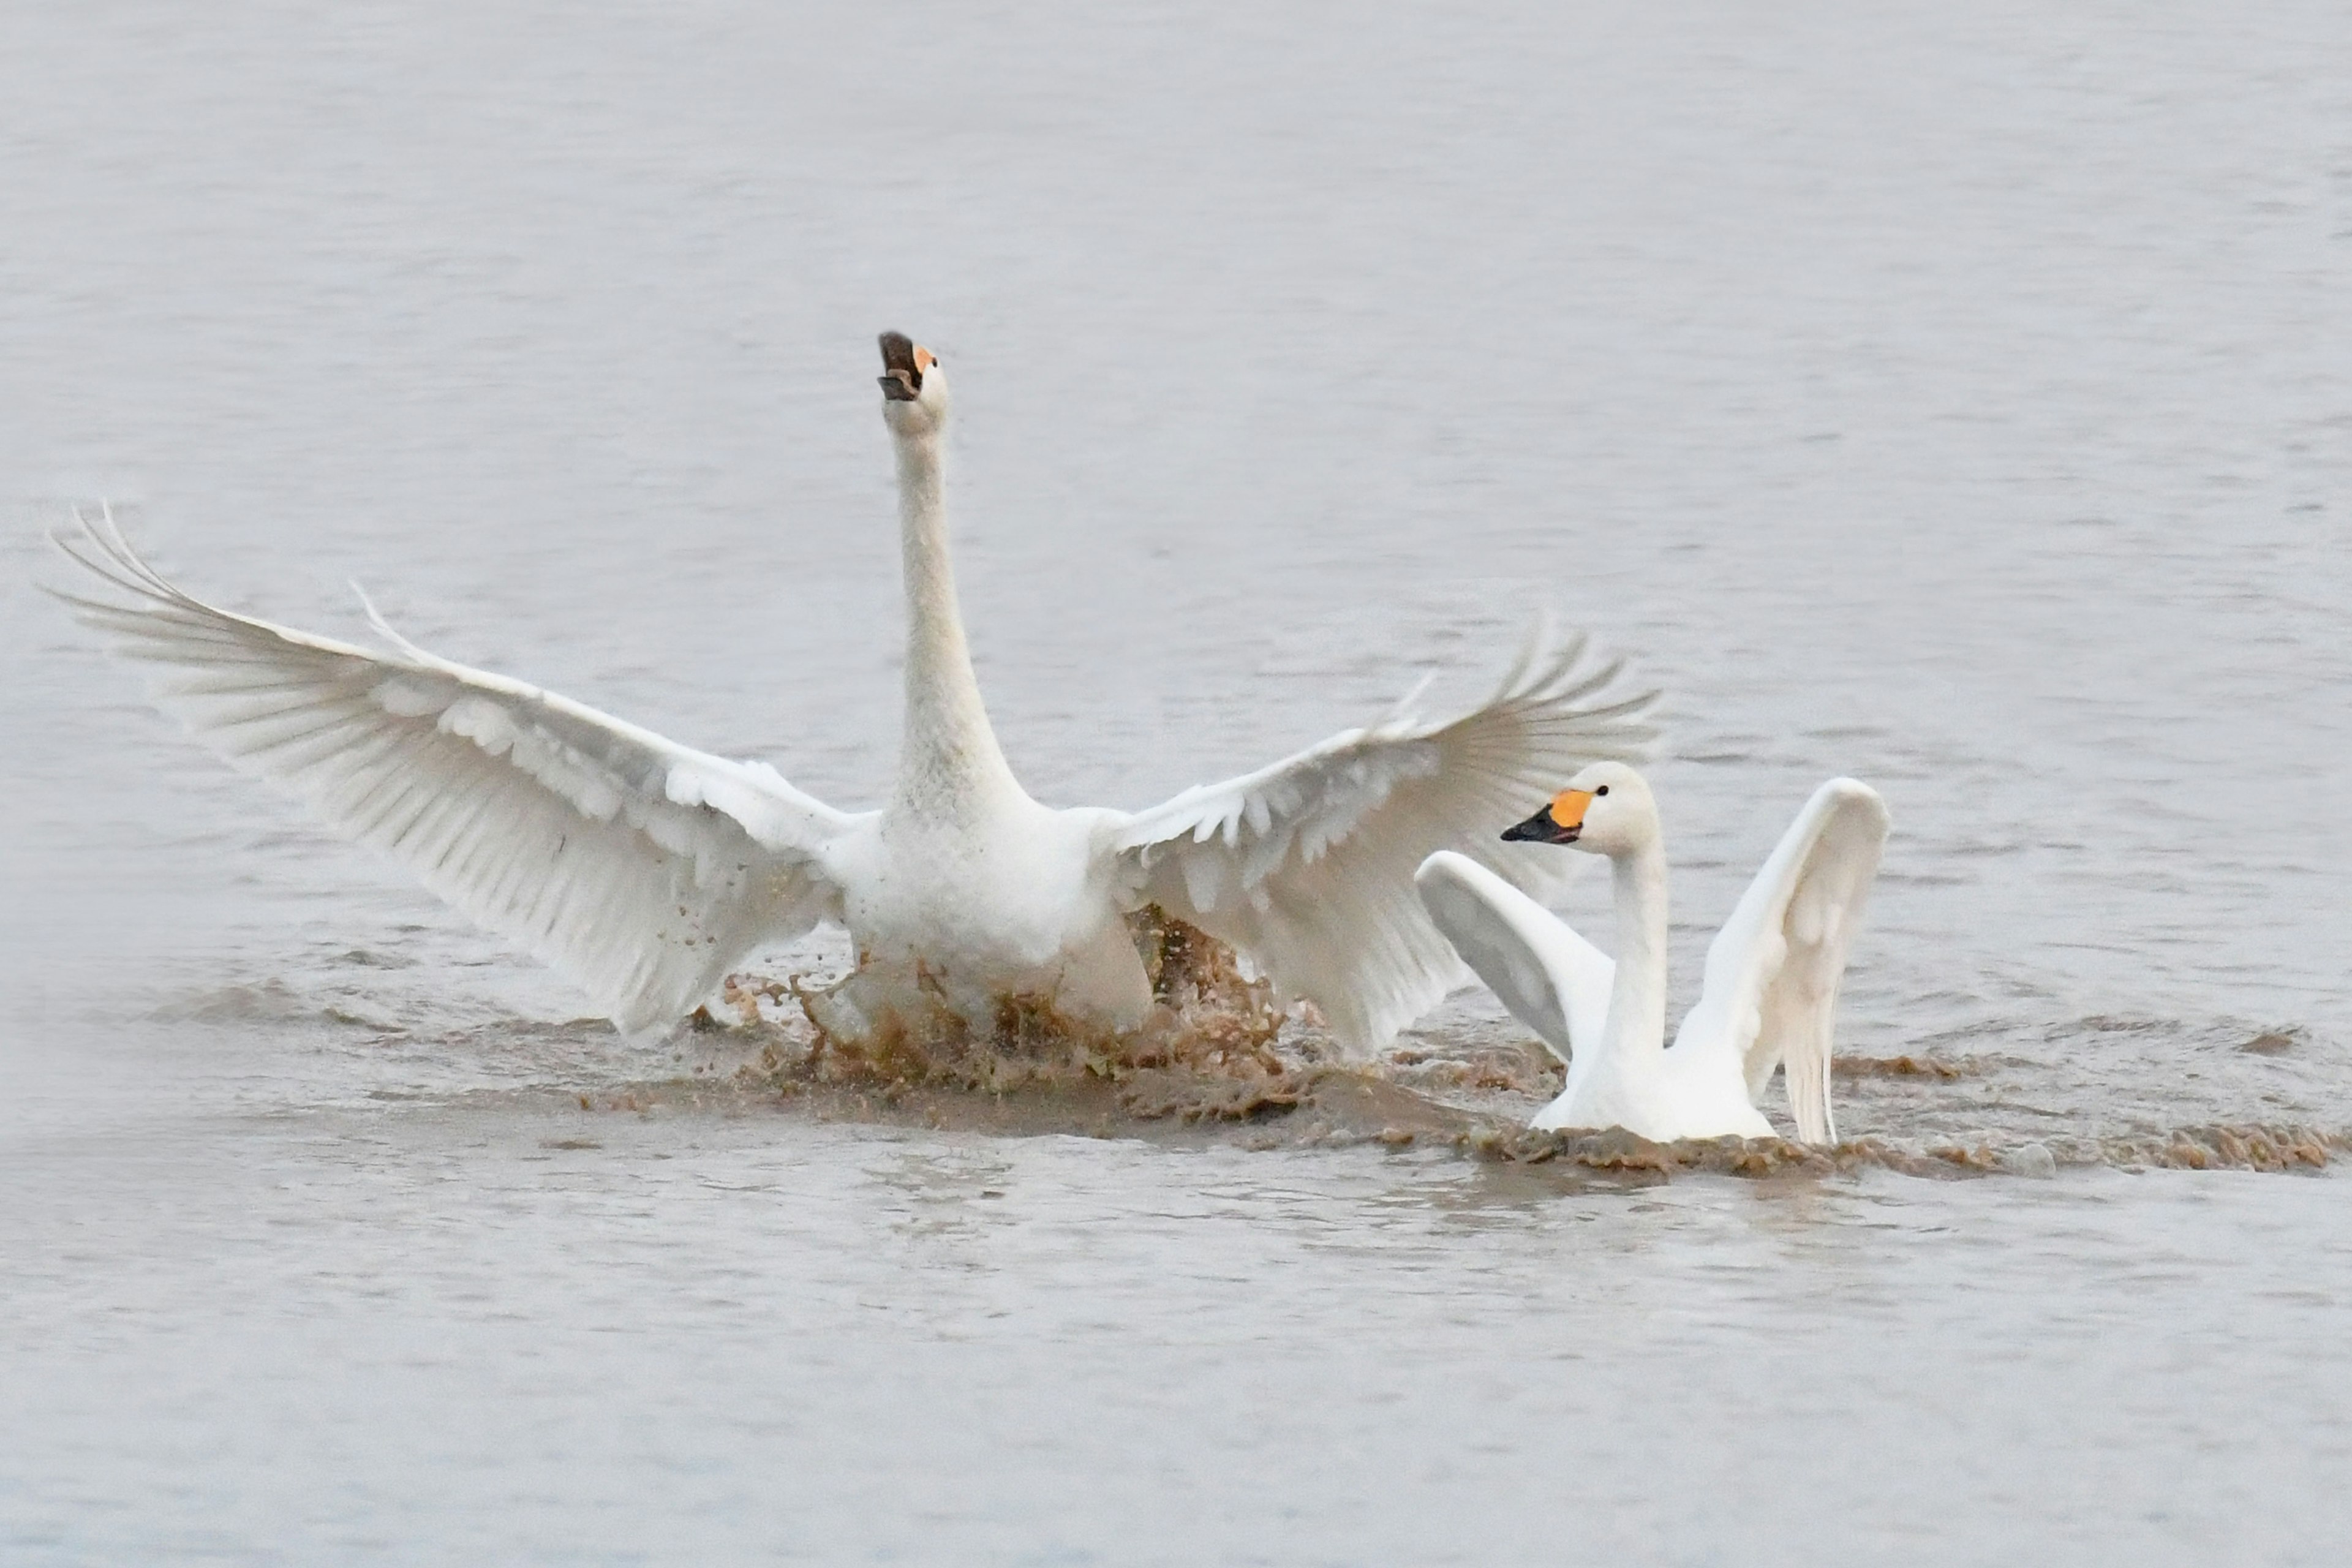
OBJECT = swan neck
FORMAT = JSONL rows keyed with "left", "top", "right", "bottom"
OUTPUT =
{"left": 1598, "top": 839, "right": 1670, "bottom": 1061}
{"left": 892, "top": 428, "right": 1020, "bottom": 810}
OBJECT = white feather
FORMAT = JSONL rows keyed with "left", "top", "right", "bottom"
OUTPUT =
{"left": 1675, "top": 777, "right": 1892, "bottom": 1144}
{"left": 1111, "top": 628, "right": 1657, "bottom": 1054}
{"left": 51, "top": 505, "right": 865, "bottom": 1034}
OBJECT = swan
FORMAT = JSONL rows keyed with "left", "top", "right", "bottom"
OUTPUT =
{"left": 1414, "top": 764, "right": 1888, "bottom": 1140}
{"left": 51, "top": 331, "right": 1658, "bottom": 1055}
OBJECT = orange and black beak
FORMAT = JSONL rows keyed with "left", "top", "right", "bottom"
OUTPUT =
{"left": 879, "top": 331, "right": 933, "bottom": 401}
{"left": 1502, "top": 790, "right": 1593, "bottom": 845}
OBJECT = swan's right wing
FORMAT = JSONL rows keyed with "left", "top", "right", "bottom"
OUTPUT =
{"left": 1413, "top": 851, "right": 1613, "bottom": 1065}
{"left": 1105, "top": 627, "right": 1656, "bottom": 1056}
{"left": 50, "top": 510, "right": 870, "bottom": 1033}
{"left": 1675, "top": 778, "right": 1889, "bottom": 1144}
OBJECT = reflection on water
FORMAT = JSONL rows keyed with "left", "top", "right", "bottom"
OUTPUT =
{"left": 4, "top": 0, "right": 2350, "bottom": 1560}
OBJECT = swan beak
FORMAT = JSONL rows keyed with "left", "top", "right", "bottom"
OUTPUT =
{"left": 878, "top": 332, "right": 933, "bottom": 401}
{"left": 1502, "top": 790, "right": 1591, "bottom": 845}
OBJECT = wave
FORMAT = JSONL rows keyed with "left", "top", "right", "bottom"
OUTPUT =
{"left": 548, "top": 1019, "right": 2352, "bottom": 1182}
{"left": 134, "top": 924, "right": 2350, "bottom": 1183}
{"left": 1461, "top": 1121, "right": 2348, "bottom": 1183}
{"left": 148, "top": 978, "right": 402, "bottom": 1033}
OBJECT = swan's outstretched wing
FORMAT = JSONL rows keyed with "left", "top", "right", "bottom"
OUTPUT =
{"left": 1413, "top": 851, "right": 1613, "bottom": 1065}
{"left": 1105, "top": 630, "right": 1656, "bottom": 1055}
{"left": 51, "top": 510, "right": 869, "bottom": 1033}
{"left": 1673, "top": 778, "right": 1888, "bottom": 1144}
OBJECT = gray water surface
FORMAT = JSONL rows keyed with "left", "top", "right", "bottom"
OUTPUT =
{"left": 4, "top": 2, "right": 2350, "bottom": 1562}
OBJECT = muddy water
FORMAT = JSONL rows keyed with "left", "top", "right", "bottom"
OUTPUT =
{"left": 4, "top": 1, "right": 2350, "bottom": 1561}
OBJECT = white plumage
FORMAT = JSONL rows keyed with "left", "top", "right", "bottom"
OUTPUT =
{"left": 1417, "top": 766, "right": 1888, "bottom": 1140}
{"left": 1111, "top": 639, "right": 1648, "bottom": 1049}
{"left": 55, "top": 511, "right": 862, "bottom": 1034}
{"left": 55, "top": 332, "right": 1656, "bottom": 1055}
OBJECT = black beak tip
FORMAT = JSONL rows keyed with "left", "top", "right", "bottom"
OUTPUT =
{"left": 1501, "top": 807, "right": 1566, "bottom": 844}
{"left": 877, "top": 332, "right": 925, "bottom": 399}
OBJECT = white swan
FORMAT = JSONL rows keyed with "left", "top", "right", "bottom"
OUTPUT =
{"left": 1414, "top": 764, "right": 1888, "bottom": 1140}
{"left": 53, "top": 332, "right": 1657, "bottom": 1054}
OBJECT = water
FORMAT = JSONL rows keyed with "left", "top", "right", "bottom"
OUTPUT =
{"left": 3, "top": 1, "right": 2349, "bottom": 1560}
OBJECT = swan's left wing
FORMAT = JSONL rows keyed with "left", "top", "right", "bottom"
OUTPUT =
{"left": 1674, "top": 778, "right": 1889, "bottom": 1144}
{"left": 1413, "top": 851, "right": 1614, "bottom": 1066}
{"left": 1104, "top": 629, "right": 1656, "bottom": 1055}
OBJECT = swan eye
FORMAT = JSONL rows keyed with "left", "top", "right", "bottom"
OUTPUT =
{"left": 1596, "top": 785, "right": 1610, "bottom": 796}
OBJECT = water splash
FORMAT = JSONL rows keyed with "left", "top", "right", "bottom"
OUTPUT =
{"left": 716, "top": 907, "right": 1300, "bottom": 1097}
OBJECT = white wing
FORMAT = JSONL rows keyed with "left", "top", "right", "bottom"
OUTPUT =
{"left": 1673, "top": 777, "right": 1889, "bottom": 1144}
{"left": 51, "top": 509, "right": 870, "bottom": 1033}
{"left": 1105, "top": 629, "right": 1656, "bottom": 1055}
{"left": 1413, "top": 851, "right": 1613, "bottom": 1065}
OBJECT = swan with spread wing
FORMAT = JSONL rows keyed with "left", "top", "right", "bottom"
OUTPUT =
{"left": 54, "top": 333, "right": 1656, "bottom": 1055}
{"left": 1416, "top": 765, "right": 1887, "bottom": 1140}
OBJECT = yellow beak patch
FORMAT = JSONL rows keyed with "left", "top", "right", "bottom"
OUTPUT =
{"left": 1550, "top": 789, "right": 1594, "bottom": 829}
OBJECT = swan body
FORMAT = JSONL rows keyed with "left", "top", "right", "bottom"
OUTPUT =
{"left": 55, "top": 333, "right": 1657, "bottom": 1055}
{"left": 1416, "top": 765, "right": 1887, "bottom": 1140}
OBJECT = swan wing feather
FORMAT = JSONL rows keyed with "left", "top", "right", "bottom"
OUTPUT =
{"left": 1107, "top": 627, "right": 1656, "bottom": 1055}
{"left": 1675, "top": 777, "right": 1888, "bottom": 1144}
{"left": 50, "top": 510, "right": 866, "bottom": 1033}
{"left": 1413, "top": 851, "right": 1613, "bottom": 1065}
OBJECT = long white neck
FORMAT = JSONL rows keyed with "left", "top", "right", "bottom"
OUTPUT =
{"left": 1578, "top": 835, "right": 1670, "bottom": 1087}
{"left": 891, "top": 427, "right": 1022, "bottom": 815}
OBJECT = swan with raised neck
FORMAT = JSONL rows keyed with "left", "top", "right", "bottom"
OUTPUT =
{"left": 840, "top": 331, "right": 1135, "bottom": 1028}
{"left": 53, "top": 331, "right": 1662, "bottom": 1056}
{"left": 1514, "top": 764, "right": 1752, "bottom": 1135}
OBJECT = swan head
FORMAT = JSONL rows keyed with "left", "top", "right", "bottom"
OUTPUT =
{"left": 1501, "top": 761, "right": 1656, "bottom": 856}
{"left": 878, "top": 331, "right": 950, "bottom": 435}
